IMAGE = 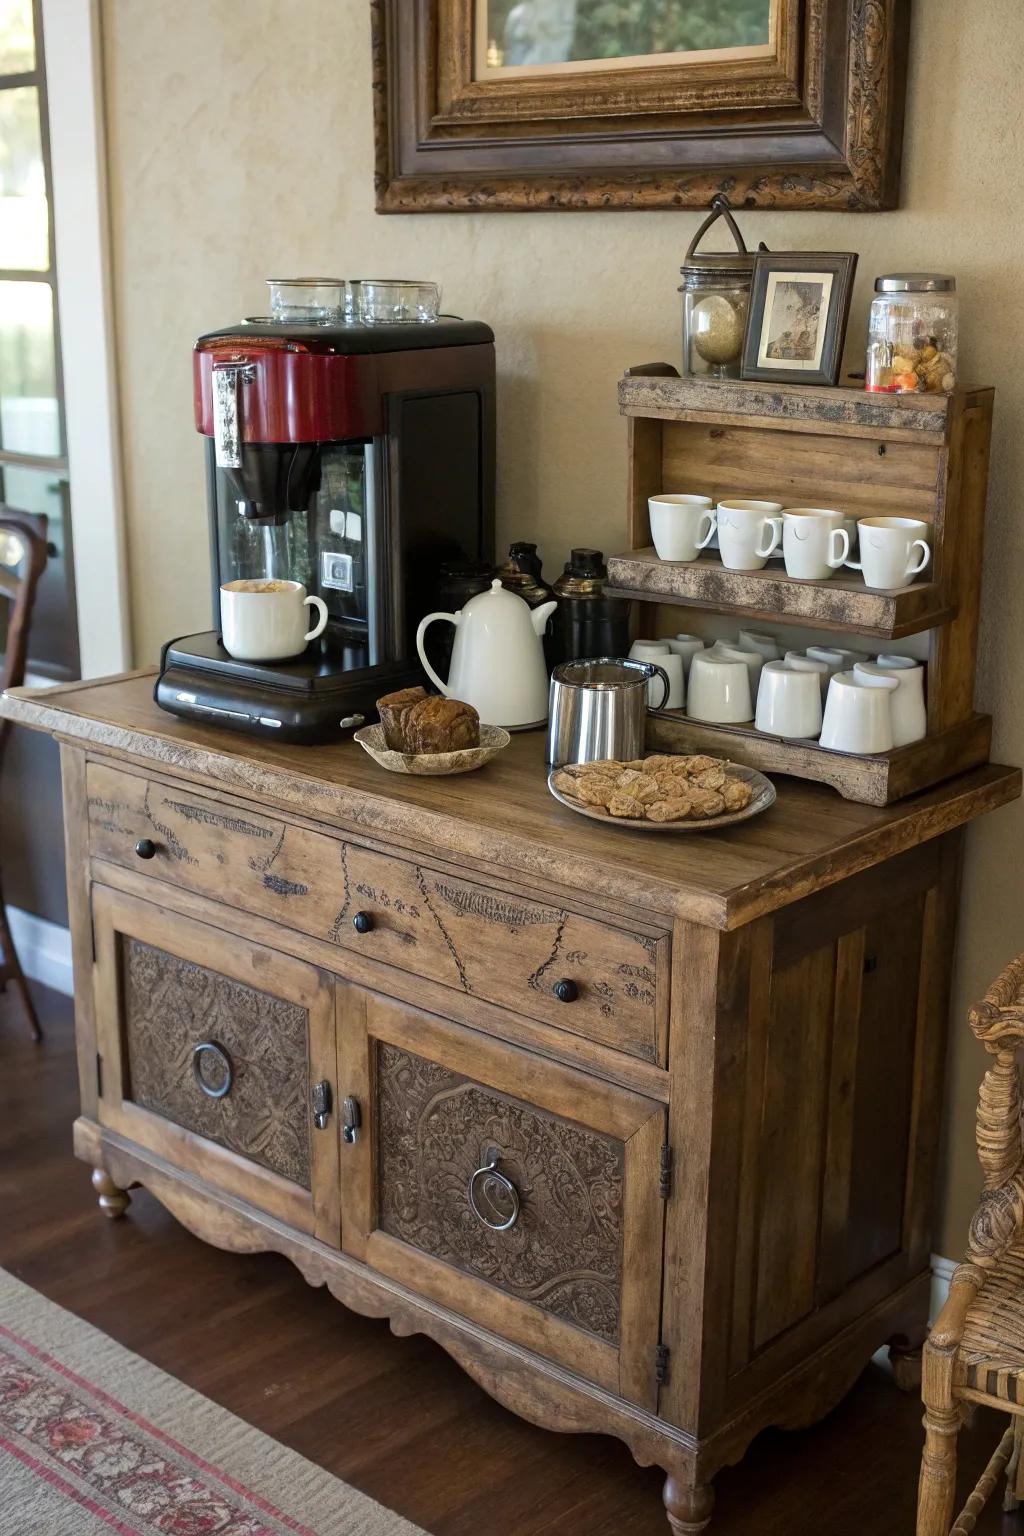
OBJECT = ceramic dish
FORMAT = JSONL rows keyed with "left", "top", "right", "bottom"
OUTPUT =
{"left": 547, "top": 759, "right": 775, "bottom": 832}
{"left": 354, "top": 722, "right": 510, "bottom": 776}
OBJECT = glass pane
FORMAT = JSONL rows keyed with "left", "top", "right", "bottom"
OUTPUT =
{"left": 0, "top": 280, "right": 60, "bottom": 455}
{"left": 0, "top": 0, "right": 35, "bottom": 74}
{"left": 0, "top": 86, "right": 47, "bottom": 268}
{"left": 0, "top": 464, "right": 79, "bottom": 676}
{"left": 479, "top": 0, "right": 773, "bottom": 70}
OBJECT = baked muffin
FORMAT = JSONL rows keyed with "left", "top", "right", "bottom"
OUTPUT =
{"left": 403, "top": 695, "right": 480, "bottom": 754}
{"left": 377, "top": 686, "right": 428, "bottom": 750}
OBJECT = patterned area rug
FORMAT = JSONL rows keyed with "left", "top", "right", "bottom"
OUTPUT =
{"left": 0, "top": 1267, "right": 425, "bottom": 1536}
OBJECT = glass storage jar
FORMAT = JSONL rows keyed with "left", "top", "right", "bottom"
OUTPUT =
{"left": 679, "top": 196, "right": 755, "bottom": 380}
{"left": 866, "top": 274, "right": 958, "bottom": 394}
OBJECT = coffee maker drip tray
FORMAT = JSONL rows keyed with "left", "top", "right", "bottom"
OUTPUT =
{"left": 155, "top": 631, "right": 421, "bottom": 744}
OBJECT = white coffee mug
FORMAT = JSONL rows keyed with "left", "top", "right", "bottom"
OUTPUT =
{"left": 755, "top": 660, "right": 823, "bottom": 740}
{"left": 686, "top": 651, "right": 754, "bottom": 724}
{"left": 854, "top": 658, "right": 926, "bottom": 746}
{"left": 650, "top": 650, "right": 685, "bottom": 709}
{"left": 708, "top": 640, "right": 765, "bottom": 694}
{"left": 820, "top": 670, "right": 899, "bottom": 754}
{"left": 716, "top": 500, "right": 784, "bottom": 572}
{"left": 781, "top": 508, "right": 851, "bottom": 582}
{"left": 805, "top": 645, "right": 864, "bottom": 678}
{"left": 663, "top": 634, "right": 705, "bottom": 678}
{"left": 784, "top": 650, "right": 832, "bottom": 697}
{"left": 845, "top": 516, "right": 931, "bottom": 590}
{"left": 737, "top": 629, "right": 782, "bottom": 662}
{"left": 648, "top": 494, "right": 717, "bottom": 563}
{"left": 629, "top": 639, "right": 670, "bottom": 662}
{"left": 220, "top": 578, "right": 328, "bottom": 662}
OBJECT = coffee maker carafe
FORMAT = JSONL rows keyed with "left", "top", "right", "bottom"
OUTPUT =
{"left": 156, "top": 314, "right": 495, "bottom": 741}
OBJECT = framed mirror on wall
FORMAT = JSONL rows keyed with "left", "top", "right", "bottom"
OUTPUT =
{"left": 372, "top": 0, "right": 910, "bottom": 213}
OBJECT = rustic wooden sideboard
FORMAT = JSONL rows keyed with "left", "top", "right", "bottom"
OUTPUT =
{"left": 6, "top": 672, "right": 1020, "bottom": 1533}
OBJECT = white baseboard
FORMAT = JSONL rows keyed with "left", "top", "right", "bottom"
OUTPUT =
{"left": 7, "top": 907, "right": 73, "bottom": 996}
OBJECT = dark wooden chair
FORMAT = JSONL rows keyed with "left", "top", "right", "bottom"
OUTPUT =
{"left": 0, "top": 507, "right": 50, "bottom": 1041}
{"left": 917, "top": 953, "right": 1024, "bottom": 1533}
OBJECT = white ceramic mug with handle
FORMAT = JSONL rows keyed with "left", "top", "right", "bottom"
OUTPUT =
{"left": 820, "top": 670, "right": 899, "bottom": 754}
{"left": 716, "top": 500, "right": 783, "bottom": 572}
{"left": 648, "top": 494, "right": 717, "bottom": 562}
{"left": 755, "top": 660, "right": 823, "bottom": 740}
{"left": 854, "top": 658, "right": 927, "bottom": 745}
{"left": 686, "top": 651, "right": 754, "bottom": 723}
{"left": 845, "top": 516, "right": 931, "bottom": 590}
{"left": 781, "top": 508, "right": 851, "bottom": 581}
{"left": 220, "top": 579, "right": 328, "bottom": 662}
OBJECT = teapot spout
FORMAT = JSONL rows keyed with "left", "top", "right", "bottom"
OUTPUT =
{"left": 531, "top": 599, "right": 558, "bottom": 635}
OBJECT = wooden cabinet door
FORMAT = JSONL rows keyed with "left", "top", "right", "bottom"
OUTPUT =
{"left": 337, "top": 985, "right": 667, "bottom": 1408}
{"left": 90, "top": 885, "right": 340, "bottom": 1245}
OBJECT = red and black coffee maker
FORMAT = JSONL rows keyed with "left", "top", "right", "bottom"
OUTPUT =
{"left": 156, "top": 317, "right": 495, "bottom": 741}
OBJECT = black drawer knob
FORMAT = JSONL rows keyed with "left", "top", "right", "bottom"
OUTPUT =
{"left": 134, "top": 838, "right": 157, "bottom": 861}
{"left": 553, "top": 978, "right": 579, "bottom": 1004}
{"left": 352, "top": 911, "right": 375, "bottom": 935}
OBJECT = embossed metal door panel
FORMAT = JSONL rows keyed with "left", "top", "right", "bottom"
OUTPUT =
{"left": 338, "top": 987, "right": 666, "bottom": 1408}
{"left": 90, "top": 885, "right": 340, "bottom": 1245}
{"left": 86, "top": 761, "right": 669, "bottom": 1064}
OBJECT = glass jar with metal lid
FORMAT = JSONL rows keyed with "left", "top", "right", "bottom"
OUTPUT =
{"left": 866, "top": 274, "right": 958, "bottom": 394}
{"left": 679, "top": 196, "right": 755, "bottom": 380}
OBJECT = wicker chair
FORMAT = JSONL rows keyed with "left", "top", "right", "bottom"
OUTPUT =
{"left": 917, "top": 953, "right": 1024, "bottom": 1534}
{"left": 0, "top": 508, "right": 49, "bottom": 1041}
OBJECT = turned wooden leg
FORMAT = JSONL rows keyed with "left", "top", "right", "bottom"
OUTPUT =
{"left": 663, "top": 1475, "right": 715, "bottom": 1535}
{"left": 92, "top": 1167, "right": 131, "bottom": 1218}
{"left": 916, "top": 1406, "right": 960, "bottom": 1536}
{"left": 1004, "top": 1415, "right": 1024, "bottom": 1512}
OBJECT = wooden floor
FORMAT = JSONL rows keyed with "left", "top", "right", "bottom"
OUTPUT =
{"left": 0, "top": 985, "right": 1014, "bottom": 1536}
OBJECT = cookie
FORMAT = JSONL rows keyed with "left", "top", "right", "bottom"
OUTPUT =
{"left": 646, "top": 798, "right": 693, "bottom": 823}
{"left": 577, "top": 778, "right": 617, "bottom": 807}
{"left": 682, "top": 755, "right": 719, "bottom": 776}
{"left": 607, "top": 793, "right": 646, "bottom": 819}
{"left": 689, "top": 788, "right": 725, "bottom": 818}
{"left": 694, "top": 765, "right": 727, "bottom": 790}
{"left": 551, "top": 770, "right": 582, "bottom": 798}
{"left": 721, "top": 778, "right": 753, "bottom": 812}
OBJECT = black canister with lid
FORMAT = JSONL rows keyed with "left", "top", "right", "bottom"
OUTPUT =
{"left": 496, "top": 541, "right": 554, "bottom": 608}
{"left": 548, "top": 548, "right": 630, "bottom": 668}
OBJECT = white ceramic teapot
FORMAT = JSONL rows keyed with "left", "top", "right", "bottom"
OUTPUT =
{"left": 416, "top": 580, "right": 557, "bottom": 729}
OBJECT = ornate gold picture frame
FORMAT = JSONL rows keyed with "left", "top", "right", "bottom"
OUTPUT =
{"left": 372, "top": 0, "right": 910, "bottom": 213}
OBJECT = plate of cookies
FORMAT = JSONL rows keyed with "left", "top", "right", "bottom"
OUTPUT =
{"left": 548, "top": 754, "right": 775, "bottom": 830}
{"left": 355, "top": 687, "right": 510, "bottom": 776}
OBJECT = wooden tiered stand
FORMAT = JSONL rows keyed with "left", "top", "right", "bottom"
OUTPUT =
{"left": 607, "top": 367, "right": 995, "bottom": 805}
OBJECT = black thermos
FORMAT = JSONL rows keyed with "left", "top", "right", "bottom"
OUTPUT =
{"left": 548, "top": 548, "right": 631, "bottom": 668}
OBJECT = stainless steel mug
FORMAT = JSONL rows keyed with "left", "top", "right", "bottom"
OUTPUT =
{"left": 546, "top": 657, "right": 670, "bottom": 767}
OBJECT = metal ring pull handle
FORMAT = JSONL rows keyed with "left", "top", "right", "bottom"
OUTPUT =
{"left": 192, "top": 1041, "right": 233, "bottom": 1100}
{"left": 468, "top": 1155, "right": 521, "bottom": 1232}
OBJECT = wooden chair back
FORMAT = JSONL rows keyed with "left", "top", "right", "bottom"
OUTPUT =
{"left": 0, "top": 507, "right": 49, "bottom": 760}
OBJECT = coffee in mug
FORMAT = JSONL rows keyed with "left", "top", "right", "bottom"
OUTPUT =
{"left": 220, "top": 578, "right": 329, "bottom": 662}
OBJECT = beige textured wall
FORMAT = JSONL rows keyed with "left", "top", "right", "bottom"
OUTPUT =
{"left": 102, "top": 0, "right": 1024, "bottom": 1255}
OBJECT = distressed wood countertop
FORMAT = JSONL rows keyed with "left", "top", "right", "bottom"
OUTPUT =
{"left": 4, "top": 670, "right": 1019, "bottom": 930}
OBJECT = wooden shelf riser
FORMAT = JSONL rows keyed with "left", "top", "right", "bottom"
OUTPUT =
{"left": 645, "top": 713, "right": 992, "bottom": 807}
{"left": 606, "top": 565, "right": 953, "bottom": 640}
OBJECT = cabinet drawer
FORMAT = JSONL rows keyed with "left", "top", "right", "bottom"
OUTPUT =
{"left": 339, "top": 990, "right": 666, "bottom": 1408}
{"left": 90, "top": 885, "right": 340, "bottom": 1243}
{"left": 87, "top": 761, "right": 669, "bottom": 1064}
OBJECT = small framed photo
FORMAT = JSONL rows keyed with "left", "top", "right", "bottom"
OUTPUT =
{"left": 741, "top": 252, "right": 858, "bottom": 386}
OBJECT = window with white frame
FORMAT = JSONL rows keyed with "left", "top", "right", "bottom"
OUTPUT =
{"left": 0, "top": 0, "right": 78, "bottom": 677}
